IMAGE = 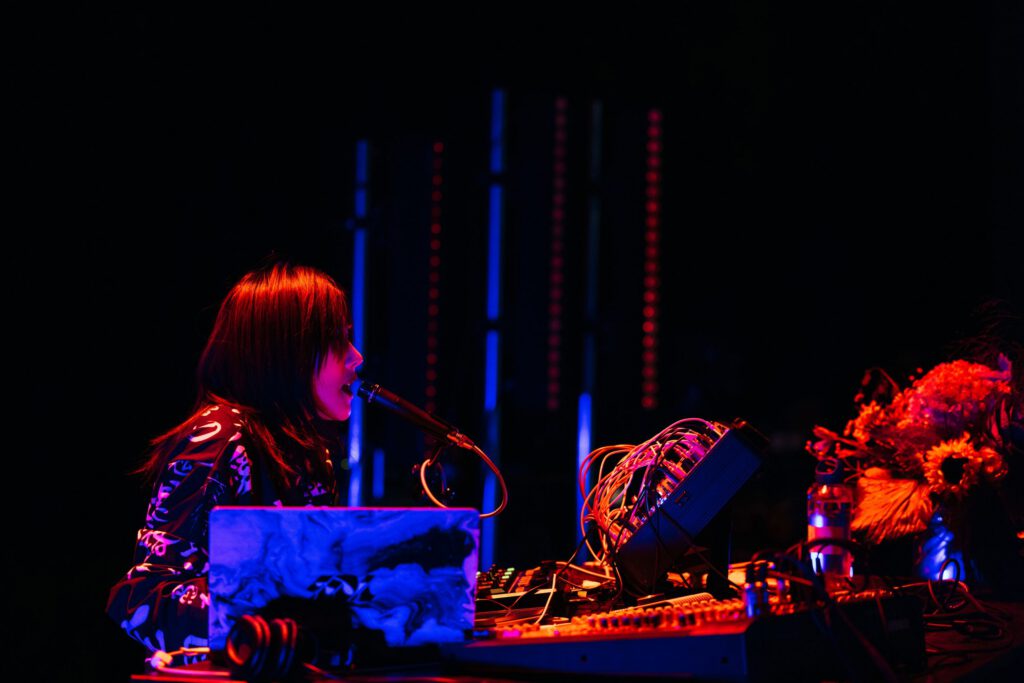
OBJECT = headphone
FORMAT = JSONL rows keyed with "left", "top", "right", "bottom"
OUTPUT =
{"left": 225, "top": 614, "right": 305, "bottom": 682}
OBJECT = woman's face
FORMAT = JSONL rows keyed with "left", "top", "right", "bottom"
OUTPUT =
{"left": 314, "top": 342, "right": 364, "bottom": 421}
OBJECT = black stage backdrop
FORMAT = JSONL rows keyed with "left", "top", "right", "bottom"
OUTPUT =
{"left": 13, "top": 4, "right": 1023, "bottom": 681}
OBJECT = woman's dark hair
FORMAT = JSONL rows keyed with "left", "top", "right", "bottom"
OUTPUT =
{"left": 138, "top": 261, "right": 351, "bottom": 487}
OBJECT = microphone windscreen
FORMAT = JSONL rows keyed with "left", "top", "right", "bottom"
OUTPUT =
{"left": 355, "top": 380, "right": 373, "bottom": 399}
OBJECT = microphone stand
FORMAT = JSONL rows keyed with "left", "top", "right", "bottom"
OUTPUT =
{"left": 357, "top": 381, "right": 508, "bottom": 517}
{"left": 413, "top": 441, "right": 456, "bottom": 506}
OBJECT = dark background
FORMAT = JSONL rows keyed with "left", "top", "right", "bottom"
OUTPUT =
{"left": 13, "top": 3, "right": 1022, "bottom": 680}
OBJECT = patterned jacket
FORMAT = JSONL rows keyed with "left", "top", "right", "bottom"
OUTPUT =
{"left": 106, "top": 405, "right": 339, "bottom": 659}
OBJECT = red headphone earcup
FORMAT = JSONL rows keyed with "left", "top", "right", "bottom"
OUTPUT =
{"left": 226, "top": 614, "right": 272, "bottom": 680}
{"left": 273, "top": 617, "right": 299, "bottom": 678}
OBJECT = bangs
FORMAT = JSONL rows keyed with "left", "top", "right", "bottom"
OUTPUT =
{"left": 314, "top": 277, "right": 350, "bottom": 352}
{"left": 200, "top": 261, "right": 351, "bottom": 413}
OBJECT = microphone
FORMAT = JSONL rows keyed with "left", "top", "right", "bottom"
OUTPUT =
{"left": 356, "top": 381, "right": 475, "bottom": 449}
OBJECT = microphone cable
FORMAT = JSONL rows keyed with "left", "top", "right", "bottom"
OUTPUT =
{"left": 419, "top": 440, "right": 509, "bottom": 518}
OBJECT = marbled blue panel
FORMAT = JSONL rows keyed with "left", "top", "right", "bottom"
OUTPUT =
{"left": 208, "top": 507, "right": 479, "bottom": 652}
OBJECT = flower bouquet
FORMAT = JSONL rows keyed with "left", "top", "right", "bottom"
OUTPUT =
{"left": 806, "top": 353, "right": 1024, "bottom": 588}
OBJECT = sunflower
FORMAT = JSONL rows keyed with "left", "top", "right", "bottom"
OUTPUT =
{"left": 921, "top": 433, "right": 994, "bottom": 499}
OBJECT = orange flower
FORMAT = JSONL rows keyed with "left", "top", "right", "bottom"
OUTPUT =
{"left": 921, "top": 436, "right": 991, "bottom": 499}
{"left": 847, "top": 401, "right": 887, "bottom": 442}
{"left": 900, "top": 356, "right": 1012, "bottom": 436}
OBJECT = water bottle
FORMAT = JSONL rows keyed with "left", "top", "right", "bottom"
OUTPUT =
{"left": 807, "top": 457, "right": 854, "bottom": 578}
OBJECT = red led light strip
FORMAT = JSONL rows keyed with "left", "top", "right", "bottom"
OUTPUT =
{"left": 426, "top": 141, "right": 444, "bottom": 415}
{"left": 642, "top": 109, "right": 662, "bottom": 410}
{"left": 547, "top": 97, "right": 568, "bottom": 412}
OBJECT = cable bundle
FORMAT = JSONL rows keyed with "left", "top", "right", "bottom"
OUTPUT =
{"left": 579, "top": 418, "right": 728, "bottom": 567}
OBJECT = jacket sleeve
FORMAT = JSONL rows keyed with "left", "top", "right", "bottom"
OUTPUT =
{"left": 107, "top": 412, "right": 255, "bottom": 656}
{"left": 105, "top": 528, "right": 212, "bottom": 657}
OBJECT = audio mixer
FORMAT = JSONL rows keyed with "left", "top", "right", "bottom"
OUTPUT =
{"left": 453, "top": 585, "right": 926, "bottom": 681}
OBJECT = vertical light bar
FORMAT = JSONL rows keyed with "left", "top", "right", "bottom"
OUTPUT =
{"left": 484, "top": 330, "right": 500, "bottom": 412}
{"left": 641, "top": 109, "right": 663, "bottom": 411}
{"left": 547, "top": 97, "right": 568, "bottom": 412}
{"left": 425, "top": 141, "right": 445, "bottom": 418}
{"left": 576, "top": 391, "right": 592, "bottom": 554}
{"left": 486, "top": 190, "right": 504, "bottom": 321}
{"left": 576, "top": 100, "right": 603, "bottom": 558}
{"left": 348, "top": 140, "right": 369, "bottom": 506}
{"left": 482, "top": 88, "right": 506, "bottom": 570}
{"left": 372, "top": 447, "right": 385, "bottom": 500}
